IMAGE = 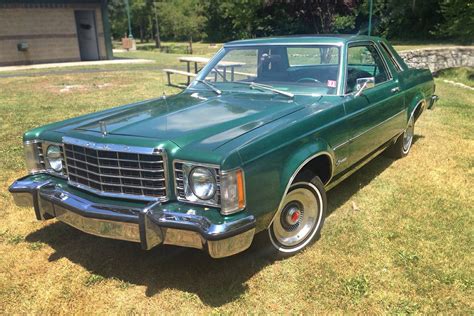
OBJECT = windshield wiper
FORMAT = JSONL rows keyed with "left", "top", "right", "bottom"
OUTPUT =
{"left": 234, "top": 81, "right": 294, "bottom": 99}
{"left": 196, "top": 79, "right": 221, "bottom": 95}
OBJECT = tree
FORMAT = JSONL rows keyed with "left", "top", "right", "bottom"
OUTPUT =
{"left": 157, "top": 0, "right": 206, "bottom": 53}
{"left": 435, "top": 0, "right": 474, "bottom": 43}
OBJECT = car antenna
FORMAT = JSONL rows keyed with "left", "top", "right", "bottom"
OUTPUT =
{"left": 162, "top": 91, "right": 169, "bottom": 112}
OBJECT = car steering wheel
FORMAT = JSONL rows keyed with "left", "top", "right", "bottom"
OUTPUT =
{"left": 297, "top": 77, "right": 322, "bottom": 84}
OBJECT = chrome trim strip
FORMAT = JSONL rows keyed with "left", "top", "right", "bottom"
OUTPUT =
{"left": 333, "top": 109, "right": 406, "bottom": 151}
{"left": 62, "top": 136, "right": 161, "bottom": 155}
{"left": 325, "top": 138, "right": 397, "bottom": 191}
{"left": 224, "top": 42, "right": 344, "bottom": 48}
{"left": 268, "top": 151, "right": 334, "bottom": 229}
{"left": 410, "top": 99, "right": 427, "bottom": 120}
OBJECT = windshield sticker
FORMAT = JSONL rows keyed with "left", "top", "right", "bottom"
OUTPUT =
{"left": 327, "top": 80, "right": 337, "bottom": 88}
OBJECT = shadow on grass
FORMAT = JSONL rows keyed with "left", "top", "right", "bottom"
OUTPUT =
{"left": 25, "top": 135, "right": 422, "bottom": 306}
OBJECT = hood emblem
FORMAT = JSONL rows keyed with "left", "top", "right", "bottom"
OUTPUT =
{"left": 99, "top": 121, "right": 108, "bottom": 136}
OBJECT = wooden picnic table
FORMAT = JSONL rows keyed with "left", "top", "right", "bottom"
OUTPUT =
{"left": 178, "top": 56, "right": 245, "bottom": 83}
{"left": 178, "top": 56, "right": 210, "bottom": 75}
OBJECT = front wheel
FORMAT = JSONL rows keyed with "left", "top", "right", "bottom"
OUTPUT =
{"left": 268, "top": 176, "right": 327, "bottom": 257}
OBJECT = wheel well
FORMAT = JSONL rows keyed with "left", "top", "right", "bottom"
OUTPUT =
{"left": 293, "top": 154, "right": 332, "bottom": 185}
{"left": 412, "top": 100, "right": 425, "bottom": 122}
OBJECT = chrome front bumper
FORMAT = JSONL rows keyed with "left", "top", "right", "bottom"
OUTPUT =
{"left": 9, "top": 176, "right": 256, "bottom": 258}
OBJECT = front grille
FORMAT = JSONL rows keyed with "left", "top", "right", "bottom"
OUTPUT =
{"left": 63, "top": 142, "right": 167, "bottom": 201}
{"left": 36, "top": 142, "right": 46, "bottom": 169}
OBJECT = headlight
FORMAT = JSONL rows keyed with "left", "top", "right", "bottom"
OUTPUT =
{"left": 190, "top": 167, "right": 217, "bottom": 200}
{"left": 176, "top": 161, "right": 246, "bottom": 214}
{"left": 46, "top": 145, "right": 62, "bottom": 172}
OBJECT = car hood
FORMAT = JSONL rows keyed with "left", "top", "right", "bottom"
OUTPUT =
{"left": 55, "top": 91, "right": 309, "bottom": 150}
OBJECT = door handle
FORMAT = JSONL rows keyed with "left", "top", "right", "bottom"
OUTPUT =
{"left": 391, "top": 87, "right": 400, "bottom": 93}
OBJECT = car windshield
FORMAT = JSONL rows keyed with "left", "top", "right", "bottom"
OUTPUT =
{"left": 189, "top": 45, "right": 341, "bottom": 96}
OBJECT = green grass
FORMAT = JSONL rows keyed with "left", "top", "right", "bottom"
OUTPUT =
{"left": 436, "top": 67, "right": 474, "bottom": 88}
{"left": 0, "top": 52, "right": 472, "bottom": 313}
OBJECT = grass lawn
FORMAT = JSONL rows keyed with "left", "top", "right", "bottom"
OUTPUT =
{"left": 0, "top": 53, "right": 472, "bottom": 313}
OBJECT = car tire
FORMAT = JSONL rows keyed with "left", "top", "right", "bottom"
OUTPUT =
{"left": 267, "top": 176, "right": 327, "bottom": 258}
{"left": 385, "top": 115, "right": 415, "bottom": 159}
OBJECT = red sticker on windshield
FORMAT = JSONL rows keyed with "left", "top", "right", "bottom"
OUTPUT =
{"left": 327, "top": 80, "right": 337, "bottom": 88}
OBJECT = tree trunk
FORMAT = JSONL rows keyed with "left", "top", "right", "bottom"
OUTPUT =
{"left": 189, "top": 36, "right": 193, "bottom": 54}
{"left": 153, "top": 1, "right": 161, "bottom": 48}
{"left": 139, "top": 23, "right": 144, "bottom": 43}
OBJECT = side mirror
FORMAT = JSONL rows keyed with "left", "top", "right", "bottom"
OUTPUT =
{"left": 354, "top": 77, "right": 375, "bottom": 97}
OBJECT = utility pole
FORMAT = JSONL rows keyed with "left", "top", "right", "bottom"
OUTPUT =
{"left": 368, "top": 0, "right": 373, "bottom": 36}
{"left": 153, "top": 1, "right": 161, "bottom": 48}
{"left": 125, "top": 0, "right": 133, "bottom": 38}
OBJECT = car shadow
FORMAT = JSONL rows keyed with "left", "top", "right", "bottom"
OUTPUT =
{"left": 25, "top": 136, "right": 423, "bottom": 306}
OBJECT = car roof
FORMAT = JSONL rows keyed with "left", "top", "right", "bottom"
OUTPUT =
{"left": 224, "top": 34, "right": 382, "bottom": 47}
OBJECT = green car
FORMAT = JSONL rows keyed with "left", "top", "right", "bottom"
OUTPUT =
{"left": 9, "top": 35, "right": 438, "bottom": 258}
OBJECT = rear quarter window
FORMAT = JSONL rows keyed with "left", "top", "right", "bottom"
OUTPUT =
{"left": 379, "top": 42, "right": 403, "bottom": 72}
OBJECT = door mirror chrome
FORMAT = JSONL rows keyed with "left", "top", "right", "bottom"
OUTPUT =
{"left": 354, "top": 77, "right": 375, "bottom": 97}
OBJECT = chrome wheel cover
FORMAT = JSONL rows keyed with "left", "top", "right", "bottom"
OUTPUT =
{"left": 270, "top": 182, "right": 323, "bottom": 252}
{"left": 403, "top": 116, "right": 414, "bottom": 153}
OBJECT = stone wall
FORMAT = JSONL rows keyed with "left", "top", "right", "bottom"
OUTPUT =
{"left": 399, "top": 47, "right": 474, "bottom": 73}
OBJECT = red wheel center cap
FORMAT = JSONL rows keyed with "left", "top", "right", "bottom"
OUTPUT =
{"left": 290, "top": 210, "right": 300, "bottom": 223}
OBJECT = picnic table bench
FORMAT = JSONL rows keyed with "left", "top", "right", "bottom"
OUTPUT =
{"left": 163, "top": 56, "right": 247, "bottom": 86}
{"left": 163, "top": 68, "right": 197, "bottom": 87}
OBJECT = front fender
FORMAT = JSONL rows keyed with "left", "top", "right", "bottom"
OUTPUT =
{"left": 279, "top": 139, "right": 334, "bottom": 194}
{"left": 267, "top": 139, "right": 334, "bottom": 228}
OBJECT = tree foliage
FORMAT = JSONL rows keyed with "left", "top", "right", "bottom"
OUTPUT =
{"left": 108, "top": 0, "right": 473, "bottom": 45}
{"left": 435, "top": 0, "right": 474, "bottom": 42}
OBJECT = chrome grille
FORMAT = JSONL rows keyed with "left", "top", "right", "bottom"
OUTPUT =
{"left": 63, "top": 142, "right": 167, "bottom": 201}
{"left": 36, "top": 142, "right": 46, "bottom": 169}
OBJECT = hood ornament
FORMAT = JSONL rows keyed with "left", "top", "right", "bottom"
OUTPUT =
{"left": 99, "top": 121, "right": 107, "bottom": 136}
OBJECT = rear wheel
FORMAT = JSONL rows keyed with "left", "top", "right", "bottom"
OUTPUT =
{"left": 385, "top": 115, "right": 415, "bottom": 159}
{"left": 268, "top": 176, "right": 326, "bottom": 257}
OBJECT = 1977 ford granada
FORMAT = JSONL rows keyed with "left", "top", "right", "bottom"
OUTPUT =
{"left": 10, "top": 35, "right": 438, "bottom": 258}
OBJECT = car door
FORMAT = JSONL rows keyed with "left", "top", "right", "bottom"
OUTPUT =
{"left": 342, "top": 42, "right": 405, "bottom": 166}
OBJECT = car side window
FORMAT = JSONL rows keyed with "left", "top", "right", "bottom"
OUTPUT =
{"left": 379, "top": 42, "right": 403, "bottom": 72}
{"left": 346, "top": 44, "right": 390, "bottom": 93}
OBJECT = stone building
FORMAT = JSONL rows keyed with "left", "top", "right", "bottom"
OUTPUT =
{"left": 0, "top": 0, "right": 113, "bottom": 66}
